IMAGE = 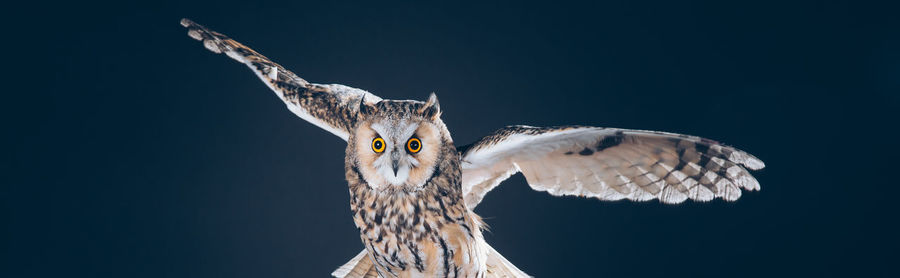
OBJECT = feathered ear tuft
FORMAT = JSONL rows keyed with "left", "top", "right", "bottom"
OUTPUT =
{"left": 418, "top": 92, "right": 442, "bottom": 120}
{"left": 358, "top": 94, "right": 377, "bottom": 118}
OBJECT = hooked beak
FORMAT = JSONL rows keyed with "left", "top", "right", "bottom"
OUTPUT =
{"left": 390, "top": 150, "right": 401, "bottom": 176}
{"left": 391, "top": 159, "right": 399, "bottom": 176}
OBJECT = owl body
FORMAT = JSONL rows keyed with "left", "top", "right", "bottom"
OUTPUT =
{"left": 345, "top": 100, "right": 488, "bottom": 277}
{"left": 182, "top": 19, "right": 766, "bottom": 278}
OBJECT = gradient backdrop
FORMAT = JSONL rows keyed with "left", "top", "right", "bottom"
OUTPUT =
{"left": 4, "top": 1, "right": 899, "bottom": 277}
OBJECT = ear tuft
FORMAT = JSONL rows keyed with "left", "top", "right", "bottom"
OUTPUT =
{"left": 419, "top": 92, "right": 442, "bottom": 120}
{"left": 358, "top": 94, "right": 377, "bottom": 117}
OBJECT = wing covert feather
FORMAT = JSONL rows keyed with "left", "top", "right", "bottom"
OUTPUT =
{"left": 458, "top": 126, "right": 764, "bottom": 208}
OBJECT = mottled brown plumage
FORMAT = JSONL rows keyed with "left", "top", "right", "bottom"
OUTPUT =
{"left": 182, "top": 18, "right": 764, "bottom": 278}
{"left": 344, "top": 100, "right": 490, "bottom": 277}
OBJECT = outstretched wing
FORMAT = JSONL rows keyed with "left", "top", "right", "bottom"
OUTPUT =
{"left": 181, "top": 19, "right": 381, "bottom": 140}
{"left": 458, "top": 126, "right": 765, "bottom": 208}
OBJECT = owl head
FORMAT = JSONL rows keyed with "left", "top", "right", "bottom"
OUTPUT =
{"left": 350, "top": 93, "right": 451, "bottom": 190}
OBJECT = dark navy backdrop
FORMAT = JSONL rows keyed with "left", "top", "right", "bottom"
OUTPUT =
{"left": 5, "top": 1, "right": 899, "bottom": 277}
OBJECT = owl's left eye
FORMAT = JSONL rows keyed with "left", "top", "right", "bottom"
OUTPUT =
{"left": 407, "top": 137, "right": 421, "bottom": 153}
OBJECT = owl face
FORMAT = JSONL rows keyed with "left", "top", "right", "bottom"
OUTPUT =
{"left": 351, "top": 95, "right": 445, "bottom": 190}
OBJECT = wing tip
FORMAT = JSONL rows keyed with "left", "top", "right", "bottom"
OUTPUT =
{"left": 731, "top": 150, "right": 766, "bottom": 170}
{"left": 180, "top": 18, "right": 226, "bottom": 54}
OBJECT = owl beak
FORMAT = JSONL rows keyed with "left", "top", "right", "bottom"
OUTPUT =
{"left": 391, "top": 159, "right": 400, "bottom": 176}
{"left": 390, "top": 150, "right": 401, "bottom": 176}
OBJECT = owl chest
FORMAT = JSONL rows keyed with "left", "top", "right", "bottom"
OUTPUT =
{"left": 349, "top": 192, "right": 483, "bottom": 277}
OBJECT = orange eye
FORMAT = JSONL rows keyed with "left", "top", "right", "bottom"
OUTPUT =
{"left": 406, "top": 137, "right": 422, "bottom": 153}
{"left": 372, "top": 137, "right": 385, "bottom": 153}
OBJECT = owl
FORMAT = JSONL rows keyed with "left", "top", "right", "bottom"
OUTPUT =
{"left": 181, "top": 19, "right": 765, "bottom": 277}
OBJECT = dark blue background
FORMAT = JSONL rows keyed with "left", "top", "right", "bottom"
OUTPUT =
{"left": 4, "top": 1, "right": 899, "bottom": 277}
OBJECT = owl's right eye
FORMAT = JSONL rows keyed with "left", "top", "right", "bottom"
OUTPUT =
{"left": 372, "top": 137, "right": 386, "bottom": 153}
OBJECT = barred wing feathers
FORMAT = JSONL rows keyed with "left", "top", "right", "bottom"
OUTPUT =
{"left": 458, "top": 126, "right": 764, "bottom": 208}
{"left": 181, "top": 19, "right": 381, "bottom": 141}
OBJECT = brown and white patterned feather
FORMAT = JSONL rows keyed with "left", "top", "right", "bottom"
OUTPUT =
{"left": 180, "top": 18, "right": 381, "bottom": 140}
{"left": 458, "top": 126, "right": 765, "bottom": 207}
{"left": 332, "top": 250, "right": 378, "bottom": 278}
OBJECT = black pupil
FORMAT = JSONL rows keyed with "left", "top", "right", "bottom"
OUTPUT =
{"left": 374, "top": 140, "right": 382, "bottom": 149}
{"left": 410, "top": 140, "right": 419, "bottom": 150}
